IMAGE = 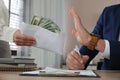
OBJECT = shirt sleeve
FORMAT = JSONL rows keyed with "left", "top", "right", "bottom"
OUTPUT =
{"left": 0, "top": 26, "right": 17, "bottom": 42}
{"left": 101, "top": 40, "right": 110, "bottom": 60}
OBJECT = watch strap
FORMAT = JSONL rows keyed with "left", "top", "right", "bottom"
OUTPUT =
{"left": 87, "top": 34, "right": 100, "bottom": 50}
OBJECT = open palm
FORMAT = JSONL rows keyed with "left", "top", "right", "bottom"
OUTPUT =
{"left": 70, "top": 7, "right": 91, "bottom": 46}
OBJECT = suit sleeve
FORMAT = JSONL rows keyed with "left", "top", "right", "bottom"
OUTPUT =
{"left": 80, "top": 5, "right": 120, "bottom": 69}
{"left": 0, "top": 26, "right": 17, "bottom": 42}
{"left": 79, "top": 7, "right": 106, "bottom": 68}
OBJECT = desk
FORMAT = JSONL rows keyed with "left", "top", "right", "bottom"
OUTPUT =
{"left": 0, "top": 70, "right": 120, "bottom": 80}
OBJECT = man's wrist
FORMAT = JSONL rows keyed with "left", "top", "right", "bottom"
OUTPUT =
{"left": 95, "top": 39, "right": 105, "bottom": 52}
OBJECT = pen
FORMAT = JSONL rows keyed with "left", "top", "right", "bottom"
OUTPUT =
{"left": 74, "top": 45, "right": 81, "bottom": 55}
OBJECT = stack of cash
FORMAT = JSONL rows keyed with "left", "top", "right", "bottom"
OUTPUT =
{"left": 31, "top": 16, "right": 61, "bottom": 33}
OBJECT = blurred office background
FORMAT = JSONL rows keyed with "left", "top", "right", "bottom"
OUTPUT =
{"left": 3, "top": 0, "right": 120, "bottom": 69}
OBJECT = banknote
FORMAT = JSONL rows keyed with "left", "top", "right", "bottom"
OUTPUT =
{"left": 31, "top": 16, "right": 41, "bottom": 26}
{"left": 31, "top": 16, "right": 61, "bottom": 33}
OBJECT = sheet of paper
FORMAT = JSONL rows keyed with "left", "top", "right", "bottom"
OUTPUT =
{"left": 20, "top": 22, "right": 64, "bottom": 54}
{"left": 21, "top": 67, "right": 97, "bottom": 77}
{"left": 43, "top": 67, "right": 96, "bottom": 76}
{"left": 80, "top": 70, "right": 97, "bottom": 76}
{"left": 22, "top": 70, "right": 40, "bottom": 75}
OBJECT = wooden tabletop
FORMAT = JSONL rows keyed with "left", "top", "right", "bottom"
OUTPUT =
{"left": 0, "top": 70, "right": 120, "bottom": 80}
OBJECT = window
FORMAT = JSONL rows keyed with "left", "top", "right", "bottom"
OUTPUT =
{"left": 9, "top": 0, "right": 24, "bottom": 28}
{"left": 3, "top": 0, "right": 9, "bottom": 9}
{"left": 3, "top": 0, "right": 24, "bottom": 54}
{"left": 3, "top": 0, "right": 24, "bottom": 28}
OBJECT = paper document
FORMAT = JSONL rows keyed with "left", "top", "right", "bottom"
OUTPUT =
{"left": 20, "top": 67, "right": 99, "bottom": 77}
{"left": 20, "top": 22, "right": 64, "bottom": 54}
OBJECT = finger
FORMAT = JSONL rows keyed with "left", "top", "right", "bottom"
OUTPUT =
{"left": 23, "top": 42, "right": 35, "bottom": 46}
{"left": 82, "top": 55, "right": 89, "bottom": 64}
{"left": 71, "top": 51, "right": 83, "bottom": 64}
{"left": 15, "top": 34, "right": 36, "bottom": 41}
{"left": 66, "top": 61, "right": 77, "bottom": 70}
{"left": 70, "top": 7, "right": 82, "bottom": 31}
{"left": 72, "top": 28, "right": 82, "bottom": 44}
{"left": 66, "top": 57, "right": 74, "bottom": 70}
{"left": 14, "top": 38, "right": 35, "bottom": 46}
{"left": 67, "top": 53, "right": 80, "bottom": 66}
{"left": 14, "top": 38, "right": 36, "bottom": 45}
{"left": 14, "top": 30, "right": 36, "bottom": 41}
{"left": 14, "top": 38, "right": 35, "bottom": 43}
{"left": 72, "top": 28, "right": 77, "bottom": 36}
{"left": 67, "top": 60, "right": 85, "bottom": 70}
{"left": 66, "top": 53, "right": 85, "bottom": 70}
{"left": 66, "top": 57, "right": 85, "bottom": 70}
{"left": 66, "top": 58, "right": 78, "bottom": 70}
{"left": 70, "top": 7, "right": 79, "bottom": 19}
{"left": 69, "top": 51, "right": 83, "bottom": 64}
{"left": 15, "top": 42, "right": 35, "bottom": 46}
{"left": 14, "top": 34, "right": 36, "bottom": 45}
{"left": 72, "top": 29, "right": 78, "bottom": 40}
{"left": 23, "top": 36, "right": 36, "bottom": 41}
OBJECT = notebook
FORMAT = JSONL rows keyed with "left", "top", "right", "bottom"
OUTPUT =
{"left": 0, "top": 66, "right": 37, "bottom": 72}
{"left": 0, "top": 58, "right": 35, "bottom": 64}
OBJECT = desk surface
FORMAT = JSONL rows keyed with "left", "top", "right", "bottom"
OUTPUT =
{"left": 0, "top": 70, "right": 120, "bottom": 80}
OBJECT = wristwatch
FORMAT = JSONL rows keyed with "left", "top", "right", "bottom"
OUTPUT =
{"left": 87, "top": 33, "right": 101, "bottom": 50}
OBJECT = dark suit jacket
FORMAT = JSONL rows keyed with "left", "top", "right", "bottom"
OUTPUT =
{"left": 80, "top": 4, "right": 120, "bottom": 70}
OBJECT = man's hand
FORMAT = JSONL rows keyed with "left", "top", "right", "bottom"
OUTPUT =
{"left": 13, "top": 30, "right": 36, "bottom": 46}
{"left": 70, "top": 7, "right": 91, "bottom": 46}
{"left": 66, "top": 51, "right": 89, "bottom": 70}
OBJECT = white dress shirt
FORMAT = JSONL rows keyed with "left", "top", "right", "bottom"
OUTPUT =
{"left": 102, "top": 32, "right": 120, "bottom": 60}
{"left": 102, "top": 40, "right": 110, "bottom": 59}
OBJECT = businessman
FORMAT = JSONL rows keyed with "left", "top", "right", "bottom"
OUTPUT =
{"left": 0, "top": 0, "right": 36, "bottom": 46}
{"left": 66, "top": 4, "right": 120, "bottom": 70}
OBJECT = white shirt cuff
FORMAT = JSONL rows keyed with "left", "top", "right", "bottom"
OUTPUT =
{"left": 102, "top": 40, "right": 110, "bottom": 60}
{"left": 0, "top": 27, "right": 17, "bottom": 42}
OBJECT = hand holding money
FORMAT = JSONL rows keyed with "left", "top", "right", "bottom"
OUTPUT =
{"left": 31, "top": 16, "right": 61, "bottom": 33}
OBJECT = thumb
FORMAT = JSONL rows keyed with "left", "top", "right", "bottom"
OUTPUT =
{"left": 72, "top": 28, "right": 77, "bottom": 36}
{"left": 82, "top": 55, "right": 89, "bottom": 64}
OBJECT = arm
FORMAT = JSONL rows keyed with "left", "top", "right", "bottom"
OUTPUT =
{"left": 81, "top": 5, "right": 120, "bottom": 69}
{"left": 0, "top": 14, "right": 36, "bottom": 46}
{"left": 0, "top": 24, "right": 36, "bottom": 46}
{"left": 0, "top": 0, "right": 36, "bottom": 46}
{"left": 70, "top": 7, "right": 106, "bottom": 52}
{"left": 66, "top": 7, "right": 105, "bottom": 70}
{"left": 70, "top": 7, "right": 106, "bottom": 68}
{"left": 80, "top": 6, "right": 107, "bottom": 67}
{"left": 67, "top": 5, "right": 120, "bottom": 70}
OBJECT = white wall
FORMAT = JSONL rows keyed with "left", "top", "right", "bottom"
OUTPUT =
{"left": 67, "top": 0, "right": 120, "bottom": 32}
